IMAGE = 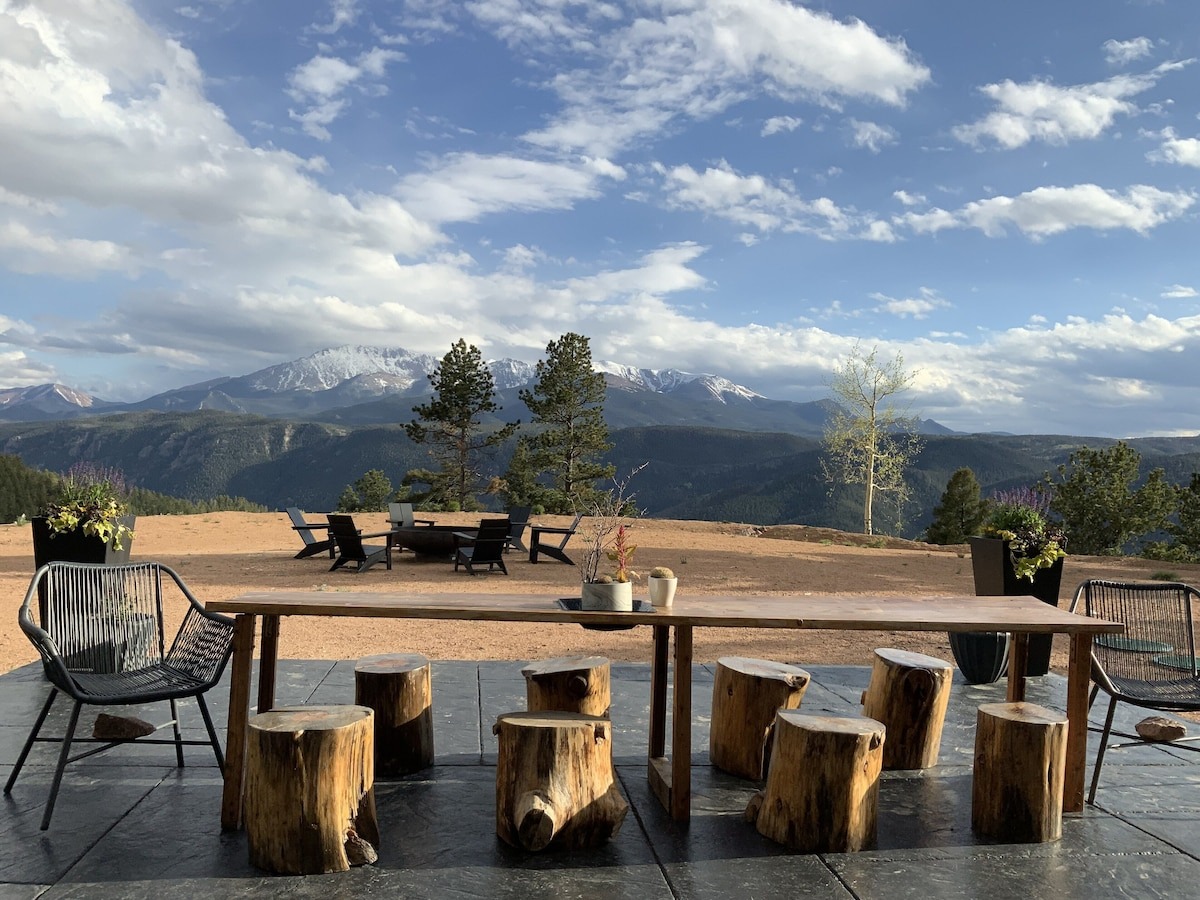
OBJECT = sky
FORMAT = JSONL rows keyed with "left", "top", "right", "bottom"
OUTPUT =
{"left": 1, "top": 0, "right": 1199, "bottom": 438}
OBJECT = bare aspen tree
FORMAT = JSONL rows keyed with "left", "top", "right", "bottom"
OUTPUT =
{"left": 821, "top": 343, "right": 922, "bottom": 535}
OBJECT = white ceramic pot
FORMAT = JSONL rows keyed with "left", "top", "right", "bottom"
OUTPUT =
{"left": 648, "top": 576, "right": 678, "bottom": 608}
{"left": 581, "top": 580, "right": 634, "bottom": 611}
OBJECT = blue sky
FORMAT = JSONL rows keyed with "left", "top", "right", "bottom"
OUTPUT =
{"left": 1, "top": 0, "right": 1199, "bottom": 437}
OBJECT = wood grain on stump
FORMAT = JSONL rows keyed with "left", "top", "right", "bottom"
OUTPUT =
{"left": 746, "top": 711, "right": 884, "bottom": 852}
{"left": 972, "top": 701, "right": 1067, "bottom": 843}
{"left": 522, "top": 655, "right": 611, "bottom": 717}
{"left": 494, "top": 711, "right": 628, "bottom": 851}
{"left": 354, "top": 652, "right": 435, "bottom": 776}
{"left": 710, "top": 656, "right": 810, "bottom": 780}
{"left": 860, "top": 647, "right": 953, "bottom": 770}
{"left": 245, "top": 705, "right": 379, "bottom": 875}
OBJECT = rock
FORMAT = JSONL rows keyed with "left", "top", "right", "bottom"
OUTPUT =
{"left": 1136, "top": 716, "right": 1187, "bottom": 742}
{"left": 93, "top": 713, "right": 156, "bottom": 740}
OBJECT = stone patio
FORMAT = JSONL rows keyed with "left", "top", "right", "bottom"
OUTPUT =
{"left": 3, "top": 657, "right": 1200, "bottom": 899}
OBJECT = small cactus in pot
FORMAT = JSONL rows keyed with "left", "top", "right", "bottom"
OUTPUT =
{"left": 648, "top": 566, "right": 678, "bottom": 608}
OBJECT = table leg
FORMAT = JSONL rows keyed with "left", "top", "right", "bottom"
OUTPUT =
{"left": 649, "top": 625, "right": 669, "bottom": 758}
{"left": 1064, "top": 633, "right": 1093, "bottom": 813}
{"left": 670, "top": 624, "right": 693, "bottom": 821}
{"left": 257, "top": 614, "right": 280, "bottom": 714}
{"left": 220, "top": 613, "right": 256, "bottom": 830}
{"left": 1006, "top": 633, "right": 1029, "bottom": 702}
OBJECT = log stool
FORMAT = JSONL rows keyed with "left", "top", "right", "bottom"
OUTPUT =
{"left": 746, "top": 712, "right": 884, "bottom": 852}
{"left": 860, "top": 648, "right": 953, "bottom": 770}
{"left": 522, "top": 655, "right": 611, "bottom": 717}
{"left": 493, "top": 711, "right": 628, "bottom": 851}
{"left": 710, "top": 656, "right": 810, "bottom": 780}
{"left": 245, "top": 705, "right": 380, "bottom": 875}
{"left": 354, "top": 652, "right": 435, "bottom": 776}
{"left": 972, "top": 702, "right": 1067, "bottom": 843}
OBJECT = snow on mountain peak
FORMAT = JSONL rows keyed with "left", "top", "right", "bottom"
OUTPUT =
{"left": 594, "top": 361, "right": 762, "bottom": 403}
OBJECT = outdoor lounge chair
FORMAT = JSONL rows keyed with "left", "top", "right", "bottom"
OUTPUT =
{"left": 504, "top": 506, "right": 531, "bottom": 553}
{"left": 454, "top": 518, "right": 511, "bottom": 576}
{"left": 528, "top": 513, "right": 584, "bottom": 565}
{"left": 388, "top": 502, "right": 435, "bottom": 529}
{"left": 327, "top": 514, "right": 394, "bottom": 573}
{"left": 5, "top": 561, "right": 235, "bottom": 829}
{"left": 1070, "top": 578, "right": 1200, "bottom": 803}
{"left": 286, "top": 507, "right": 335, "bottom": 559}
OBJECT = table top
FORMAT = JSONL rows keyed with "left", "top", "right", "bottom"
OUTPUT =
{"left": 207, "top": 591, "right": 1122, "bottom": 634}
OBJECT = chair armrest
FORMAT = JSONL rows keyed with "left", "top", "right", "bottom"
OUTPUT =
{"left": 532, "top": 525, "right": 575, "bottom": 537}
{"left": 359, "top": 529, "right": 396, "bottom": 540}
{"left": 413, "top": 517, "right": 436, "bottom": 526}
{"left": 291, "top": 523, "right": 331, "bottom": 532}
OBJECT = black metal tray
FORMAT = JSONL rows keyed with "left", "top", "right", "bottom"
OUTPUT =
{"left": 556, "top": 597, "right": 654, "bottom": 631}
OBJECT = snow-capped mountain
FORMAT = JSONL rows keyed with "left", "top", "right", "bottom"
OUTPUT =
{"left": 0, "top": 383, "right": 115, "bottom": 421}
{"left": 596, "top": 362, "right": 764, "bottom": 404}
{"left": 244, "top": 346, "right": 439, "bottom": 393}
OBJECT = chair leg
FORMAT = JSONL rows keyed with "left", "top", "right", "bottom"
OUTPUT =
{"left": 1088, "top": 695, "right": 1119, "bottom": 805}
{"left": 196, "top": 693, "right": 225, "bottom": 772}
{"left": 41, "top": 699, "right": 83, "bottom": 830}
{"left": 170, "top": 698, "right": 185, "bottom": 767}
{"left": 4, "top": 689, "right": 58, "bottom": 794}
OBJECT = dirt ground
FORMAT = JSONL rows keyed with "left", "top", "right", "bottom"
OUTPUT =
{"left": 5, "top": 511, "right": 1200, "bottom": 676}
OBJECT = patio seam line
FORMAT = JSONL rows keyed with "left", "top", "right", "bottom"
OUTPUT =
{"left": 823, "top": 853, "right": 864, "bottom": 899}
{"left": 1105, "top": 810, "right": 1200, "bottom": 862}
{"left": 613, "top": 764, "right": 680, "bottom": 899}
{"left": 476, "top": 663, "right": 484, "bottom": 763}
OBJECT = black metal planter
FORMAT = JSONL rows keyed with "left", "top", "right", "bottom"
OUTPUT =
{"left": 951, "top": 536, "right": 1065, "bottom": 684}
{"left": 31, "top": 515, "right": 136, "bottom": 620}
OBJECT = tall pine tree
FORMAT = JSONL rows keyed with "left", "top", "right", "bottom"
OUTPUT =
{"left": 925, "top": 467, "right": 988, "bottom": 544}
{"left": 513, "top": 332, "right": 614, "bottom": 514}
{"left": 404, "top": 339, "right": 518, "bottom": 510}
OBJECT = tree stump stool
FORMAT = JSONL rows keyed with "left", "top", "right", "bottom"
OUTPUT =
{"left": 245, "top": 705, "right": 380, "bottom": 875}
{"left": 860, "top": 647, "right": 953, "bottom": 770}
{"left": 710, "top": 656, "right": 810, "bottom": 780}
{"left": 972, "top": 701, "right": 1067, "bottom": 843}
{"left": 522, "top": 655, "right": 611, "bottom": 717}
{"left": 746, "top": 711, "right": 884, "bottom": 853}
{"left": 354, "top": 652, "right": 435, "bottom": 776}
{"left": 493, "top": 711, "right": 628, "bottom": 851}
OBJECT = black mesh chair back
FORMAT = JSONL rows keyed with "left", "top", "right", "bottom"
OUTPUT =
{"left": 1069, "top": 579, "right": 1200, "bottom": 802}
{"left": 455, "top": 519, "right": 511, "bottom": 575}
{"left": 5, "top": 561, "right": 235, "bottom": 828}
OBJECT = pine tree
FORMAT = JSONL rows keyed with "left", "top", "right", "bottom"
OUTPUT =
{"left": 337, "top": 469, "right": 393, "bottom": 512}
{"left": 925, "top": 467, "right": 988, "bottom": 544}
{"left": 515, "top": 332, "right": 614, "bottom": 514}
{"left": 404, "top": 339, "right": 519, "bottom": 510}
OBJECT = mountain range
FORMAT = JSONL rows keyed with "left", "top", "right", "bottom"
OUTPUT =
{"left": 0, "top": 345, "right": 952, "bottom": 437}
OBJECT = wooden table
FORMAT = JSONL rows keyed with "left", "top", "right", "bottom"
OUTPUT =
{"left": 206, "top": 592, "right": 1121, "bottom": 830}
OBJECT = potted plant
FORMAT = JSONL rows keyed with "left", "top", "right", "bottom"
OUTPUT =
{"left": 32, "top": 462, "right": 136, "bottom": 572}
{"left": 951, "top": 487, "right": 1067, "bottom": 684}
{"left": 647, "top": 566, "right": 677, "bottom": 608}
{"left": 578, "top": 466, "right": 644, "bottom": 612}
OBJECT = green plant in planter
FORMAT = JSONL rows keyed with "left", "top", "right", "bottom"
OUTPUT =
{"left": 43, "top": 463, "right": 134, "bottom": 550}
{"left": 981, "top": 487, "right": 1066, "bottom": 581}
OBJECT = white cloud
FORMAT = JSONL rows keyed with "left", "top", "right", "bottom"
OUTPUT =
{"left": 515, "top": 0, "right": 930, "bottom": 156}
{"left": 286, "top": 47, "right": 404, "bottom": 140}
{"left": 0, "top": 221, "right": 134, "bottom": 277}
{"left": 870, "top": 288, "right": 949, "bottom": 319}
{"left": 761, "top": 115, "right": 802, "bottom": 136}
{"left": 396, "top": 153, "right": 626, "bottom": 224}
{"left": 312, "top": 0, "right": 360, "bottom": 34}
{"left": 893, "top": 190, "right": 926, "bottom": 206}
{"left": 895, "top": 184, "right": 1195, "bottom": 238}
{"left": 1146, "top": 127, "right": 1200, "bottom": 167}
{"left": 849, "top": 119, "right": 897, "bottom": 152}
{"left": 953, "top": 62, "right": 1190, "bottom": 149}
{"left": 1103, "top": 37, "right": 1153, "bottom": 66}
{"left": 1162, "top": 284, "right": 1198, "bottom": 299}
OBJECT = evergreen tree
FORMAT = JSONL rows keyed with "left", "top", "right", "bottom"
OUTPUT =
{"left": 404, "top": 339, "right": 519, "bottom": 510}
{"left": 821, "top": 343, "right": 922, "bottom": 535}
{"left": 1044, "top": 441, "right": 1176, "bottom": 555}
{"left": 1168, "top": 472, "right": 1200, "bottom": 560}
{"left": 515, "top": 332, "right": 614, "bottom": 514}
{"left": 500, "top": 437, "right": 548, "bottom": 511}
{"left": 925, "top": 467, "right": 988, "bottom": 544}
{"left": 336, "top": 469, "right": 393, "bottom": 512}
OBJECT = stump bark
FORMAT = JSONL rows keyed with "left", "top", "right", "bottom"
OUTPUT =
{"left": 746, "top": 711, "right": 884, "bottom": 852}
{"left": 245, "top": 705, "right": 379, "bottom": 875}
{"left": 860, "top": 648, "right": 953, "bottom": 770}
{"left": 354, "top": 652, "right": 435, "bottom": 776}
{"left": 972, "top": 701, "right": 1067, "bottom": 843}
{"left": 709, "top": 656, "right": 810, "bottom": 780}
{"left": 522, "top": 655, "right": 611, "bottom": 717}
{"left": 494, "top": 711, "right": 628, "bottom": 851}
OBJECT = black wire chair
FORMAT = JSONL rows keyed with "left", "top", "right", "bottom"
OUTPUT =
{"left": 4, "top": 561, "right": 235, "bottom": 829}
{"left": 1070, "top": 578, "right": 1200, "bottom": 804}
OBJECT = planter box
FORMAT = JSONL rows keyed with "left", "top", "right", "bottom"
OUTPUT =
{"left": 952, "top": 537, "right": 1064, "bottom": 684}
{"left": 31, "top": 515, "right": 136, "bottom": 624}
